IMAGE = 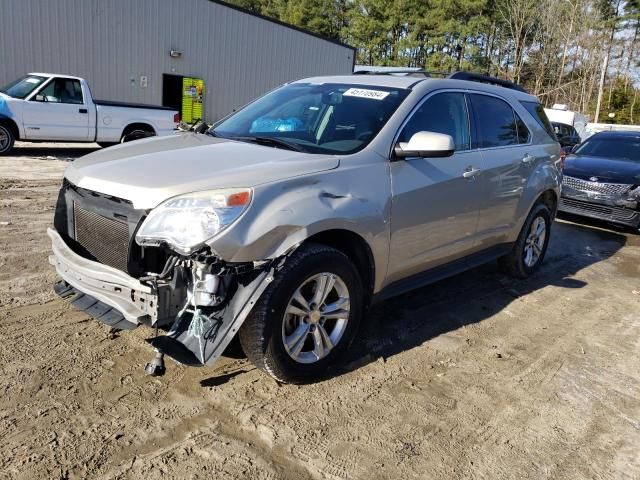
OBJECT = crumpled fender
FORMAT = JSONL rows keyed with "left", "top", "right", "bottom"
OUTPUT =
{"left": 150, "top": 266, "right": 275, "bottom": 366}
{"left": 205, "top": 160, "right": 391, "bottom": 291}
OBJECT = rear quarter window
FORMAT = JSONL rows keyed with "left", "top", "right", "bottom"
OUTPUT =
{"left": 469, "top": 94, "right": 518, "bottom": 148}
{"left": 521, "top": 101, "right": 557, "bottom": 141}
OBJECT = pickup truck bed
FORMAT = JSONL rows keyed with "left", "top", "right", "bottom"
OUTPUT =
{"left": 93, "top": 99, "right": 177, "bottom": 111}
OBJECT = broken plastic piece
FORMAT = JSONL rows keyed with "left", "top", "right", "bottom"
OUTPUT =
{"left": 144, "top": 350, "right": 166, "bottom": 376}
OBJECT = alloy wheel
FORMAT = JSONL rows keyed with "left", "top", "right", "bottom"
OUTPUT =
{"left": 524, "top": 216, "right": 546, "bottom": 267}
{"left": 0, "top": 127, "right": 10, "bottom": 152}
{"left": 281, "top": 272, "right": 350, "bottom": 364}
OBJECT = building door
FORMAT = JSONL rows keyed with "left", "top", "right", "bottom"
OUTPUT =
{"left": 181, "top": 77, "right": 205, "bottom": 123}
{"left": 162, "top": 74, "right": 184, "bottom": 120}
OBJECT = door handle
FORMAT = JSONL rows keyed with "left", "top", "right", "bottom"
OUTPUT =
{"left": 79, "top": 108, "right": 88, "bottom": 114}
{"left": 522, "top": 153, "right": 535, "bottom": 165}
{"left": 462, "top": 167, "right": 481, "bottom": 178}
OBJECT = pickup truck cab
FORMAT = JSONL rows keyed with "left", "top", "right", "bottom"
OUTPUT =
{"left": 0, "top": 73, "right": 178, "bottom": 154}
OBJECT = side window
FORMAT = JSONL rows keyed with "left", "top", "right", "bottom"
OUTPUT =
{"left": 399, "top": 92, "right": 470, "bottom": 151}
{"left": 515, "top": 111, "right": 530, "bottom": 144}
{"left": 469, "top": 94, "right": 518, "bottom": 148}
{"left": 35, "top": 78, "right": 83, "bottom": 104}
{"left": 520, "top": 101, "right": 557, "bottom": 141}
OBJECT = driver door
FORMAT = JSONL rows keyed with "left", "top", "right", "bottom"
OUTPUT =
{"left": 22, "top": 77, "right": 90, "bottom": 141}
{"left": 387, "top": 91, "right": 483, "bottom": 284}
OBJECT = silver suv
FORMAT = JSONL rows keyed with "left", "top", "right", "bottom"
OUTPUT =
{"left": 49, "top": 72, "right": 561, "bottom": 383}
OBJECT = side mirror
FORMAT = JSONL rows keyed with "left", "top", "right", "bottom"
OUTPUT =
{"left": 35, "top": 94, "right": 46, "bottom": 102}
{"left": 394, "top": 131, "right": 455, "bottom": 159}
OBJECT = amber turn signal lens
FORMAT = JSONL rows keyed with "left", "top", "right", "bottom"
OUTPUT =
{"left": 227, "top": 190, "right": 251, "bottom": 206}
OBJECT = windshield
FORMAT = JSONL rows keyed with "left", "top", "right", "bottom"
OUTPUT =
{"left": 575, "top": 135, "right": 640, "bottom": 162}
{"left": 211, "top": 83, "right": 410, "bottom": 155}
{"left": 0, "top": 75, "right": 48, "bottom": 99}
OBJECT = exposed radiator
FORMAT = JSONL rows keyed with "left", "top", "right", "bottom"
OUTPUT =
{"left": 73, "top": 203, "right": 130, "bottom": 272}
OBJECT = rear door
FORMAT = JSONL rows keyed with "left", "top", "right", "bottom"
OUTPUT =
{"left": 387, "top": 91, "right": 483, "bottom": 284}
{"left": 468, "top": 93, "right": 532, "bottom": 246}
{"left": 22, "top": 77, "right": 90, "bottom": 141}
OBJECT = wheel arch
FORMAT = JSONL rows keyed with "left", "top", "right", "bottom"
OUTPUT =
{"left": 121, "top": 122, "right": 156, "bottom": 140}
{"left": 0, "top": 115, "right": 20, "bottom": 140}
{"left": 538, "top": 189, "right": 558, "bottom": 216}
{"left": 304, "top": 229, "right": 375, "bottom": 306}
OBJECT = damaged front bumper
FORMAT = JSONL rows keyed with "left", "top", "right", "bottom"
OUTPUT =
{"left": 48, "top": 228, "right": 161, "bottom": 327}
{"left": 559, "top": 182, "right": 640, "bottom": 228}
{"left": 48, "top": 227, "right": 276, "bottom": 367}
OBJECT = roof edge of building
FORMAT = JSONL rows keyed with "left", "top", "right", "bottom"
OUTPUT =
{"left": 209, "top": 0, "right": 355, "bottom": 55}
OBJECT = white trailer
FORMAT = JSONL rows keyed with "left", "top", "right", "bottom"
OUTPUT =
{"left": 544, "top": 104, "right": 589, "bottom": 140}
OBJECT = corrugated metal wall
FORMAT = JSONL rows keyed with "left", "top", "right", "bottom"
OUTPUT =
{"left": 0, "top": 0, "right": 354, "bottom": 121}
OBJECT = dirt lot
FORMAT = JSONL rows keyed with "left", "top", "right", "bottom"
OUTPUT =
{"left": 1, "top": 141, "right": 639, "bottom": 480}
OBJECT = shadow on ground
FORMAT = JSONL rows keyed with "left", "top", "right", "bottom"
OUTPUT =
{"left": 200, "top": 218, "right": 628, "bottom": 386}
{"left": 335, "top": 220, "right": 626, "bottom": 376}
{"left": 10, "top": 144, "right": 100, "bottom": 161}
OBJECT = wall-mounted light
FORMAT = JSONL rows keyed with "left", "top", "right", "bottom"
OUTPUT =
{"left": 169, "top": 50, "right": 182, "bottom": 58}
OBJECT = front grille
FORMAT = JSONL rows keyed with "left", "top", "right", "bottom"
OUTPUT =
{"left": 73, "top": 203, "right": 130, "bottom": 271}
{"left": 560, "top": 198, "right": 639, "bottom": 223}
{"left": 562, "top": 176, "right": 632, "bottom": 196}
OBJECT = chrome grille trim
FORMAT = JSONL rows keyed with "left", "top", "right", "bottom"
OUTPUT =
{"left": 562, "top": 176, "right": 632, "bottom": 196}
{"left": 560, "top": 198, "right": 639, "bottom": 222}
{"left": 73, "top": 203, "right": 129, "bottom": 272}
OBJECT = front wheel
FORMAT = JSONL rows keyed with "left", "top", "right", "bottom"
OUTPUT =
{"left": 499, "top": 202, "right": 552, "bottom": 278}
{"left": 0, "top": 124, "right": 15, "bottom": 155}
{"left": 239, "top": 243, "right": 364, "bottom": 384}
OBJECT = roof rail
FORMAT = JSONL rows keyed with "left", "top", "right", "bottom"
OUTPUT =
{"left": 353, "top": 68, "right": 433, "bottom": 78}
{"left": 352, "top": 68, "right": 528, "bottom": 93}
{"left": 446, "top": 71, "right": 527, "bottom": 93}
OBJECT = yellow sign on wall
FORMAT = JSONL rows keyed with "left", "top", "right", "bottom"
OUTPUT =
{"left": 182, "top": 77, "right": 204, "bottom": 123}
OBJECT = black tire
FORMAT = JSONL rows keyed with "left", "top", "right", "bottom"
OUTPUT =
{"left": 499, "top": 202, "right": 552, "bottom": 278}
{"left": 0, "top": 124, "right": 15, "bottom": 155}
{"left": 239, "top": 243, "right": 364, "bottom": 384}
{"left": 121, "top": 128, "right": 155, "bottom": 143}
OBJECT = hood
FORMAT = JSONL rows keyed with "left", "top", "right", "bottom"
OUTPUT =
{"left": 563, "top": 155, "right": 640, "bottom": 184}
{"left": 65, "top": 132, "right": 339, "bottom": 209}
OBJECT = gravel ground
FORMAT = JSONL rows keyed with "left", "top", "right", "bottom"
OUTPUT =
{"left": 1, "top": 142, "right": 639, "bottom": 480}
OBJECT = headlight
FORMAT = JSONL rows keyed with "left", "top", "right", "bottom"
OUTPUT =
{"left": 135, "top": 188, "right": 252, "bottom": 254}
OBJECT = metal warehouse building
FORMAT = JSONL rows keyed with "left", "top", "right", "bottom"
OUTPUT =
{"left": 0, "top": 0, "right": 355, "bottom": 123}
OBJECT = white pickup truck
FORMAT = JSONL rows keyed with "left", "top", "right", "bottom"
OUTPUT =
{"left": 0, "top": 73, "right": 178, "bottom": 154}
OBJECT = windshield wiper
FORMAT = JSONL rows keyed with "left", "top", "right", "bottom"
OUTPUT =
{"left": 231, "top": 136, "right": 307, "bottom": 152}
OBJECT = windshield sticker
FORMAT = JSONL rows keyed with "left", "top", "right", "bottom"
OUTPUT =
{"left": 343, "top": 88, "right": 390, "bottom": 101}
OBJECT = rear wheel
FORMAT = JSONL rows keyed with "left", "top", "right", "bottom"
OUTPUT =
{"left": 121, "top": 126, "right": 155, "bottom": 143}
{"left": 0, "top": 124, "right": 15, "bottom": 155}
{"left": 239, "top": 243, "right": 363, "bottom": 384}
{"left": 499, "top": 202, "right": 552, "bottom": 278}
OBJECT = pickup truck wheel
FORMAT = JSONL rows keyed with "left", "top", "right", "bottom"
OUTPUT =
{"left": 239, "top": 243, "right": 363, "bottom": 384}
{"left": 121, "top": 129, "right": 155, "bottom": 143}
{"left": 0, "top": 125, "right": 15, "bottom": 155}
{"left": 499, "top": 202, "right": 551, "bottom": 278}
